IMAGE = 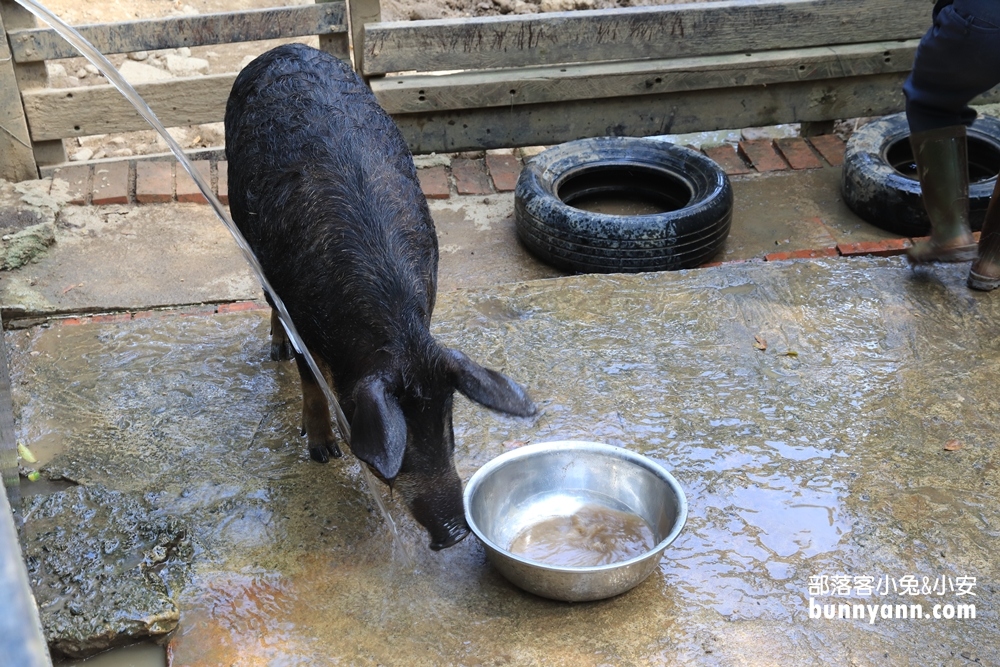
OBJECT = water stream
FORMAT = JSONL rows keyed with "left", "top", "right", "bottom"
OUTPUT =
{"left": 12, "top": 0, "right": 406, "bottom": 559}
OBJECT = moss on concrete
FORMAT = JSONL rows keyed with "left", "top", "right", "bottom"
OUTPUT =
{"left": 18, "top": 485, "right": 190, "bottom": 659}
{"left": 1, "top": 222, "right": 56, "bottom": 270}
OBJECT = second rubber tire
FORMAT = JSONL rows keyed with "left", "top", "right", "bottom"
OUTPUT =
{"left": 841, "top": 113, "right": 1000, "bottom": 237}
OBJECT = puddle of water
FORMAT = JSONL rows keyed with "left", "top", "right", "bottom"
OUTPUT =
{"left": 568, "top": 195, "right": 668, "bottom": 217}
{"left": 556, "top": 162, "right": 691, "bottom": 217}
{"left": 56, "top": 643, "right": 165, "bottom": 667}
{"left": 13, "top": 260, "right": 1000, "bottom": 662}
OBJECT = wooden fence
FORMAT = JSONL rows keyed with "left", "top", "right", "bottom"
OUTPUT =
{"left": 2, "top": 0, "right": 999, "bottom": 182}
{"left": 0, "top": 0, "right": 360, "bottom": 180}
{"left": 365, "top": 0, "right": 944, "bottom": 153}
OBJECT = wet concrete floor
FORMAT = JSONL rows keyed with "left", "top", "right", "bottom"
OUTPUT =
{"left": 9, "top": 256, "right": 1000, "bottom": 665}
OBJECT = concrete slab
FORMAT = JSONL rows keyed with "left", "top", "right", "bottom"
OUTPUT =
{"left": 0, "top": 184, "right": 566, "bottom": 318}
{"left": 719, "top": 167, "right": 901, "bottom": 264}
{"left": 431, "top": 195, "right": 565, "bottom": 292}
{"left": 9, "top": 257, "right": 1000, "bottom": 664}
{"left": 0, "top": 204, "right": 260, "bottom": 319}
{"left": 0, "top": 163, "right": 915, "bottom": 321}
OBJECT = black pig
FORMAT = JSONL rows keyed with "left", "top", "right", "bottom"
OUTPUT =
{"left": 225, "top": 44, "right": 536, "bottom": 550}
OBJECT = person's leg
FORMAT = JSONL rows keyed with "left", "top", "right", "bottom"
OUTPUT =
{"left": 968, "top": 178, "right": 1000, "bottom": 290}
{"left": 904, "top": 0, "right": 1000, "bottom": 134}
{"left": 905, "top": 124, "right": 977, "bottom": 263}
{"left": 902, "top": 0, "right": 1000, "bottom": 264}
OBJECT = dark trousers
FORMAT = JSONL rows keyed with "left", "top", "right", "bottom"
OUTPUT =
{"left": 904, "top": 0, "right": 1000, "bottom": 133}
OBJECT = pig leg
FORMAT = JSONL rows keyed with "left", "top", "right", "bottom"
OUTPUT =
{"left": 293, "top": 351, "right": 343, "bottom": 462}
{"left": 268, "top": 308, "right": 295, "bottom": 361}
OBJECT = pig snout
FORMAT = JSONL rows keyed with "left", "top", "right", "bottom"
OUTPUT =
{"left": 351, "top": 372, "right": 473, "bottom": 550}
{"left": 398, "top": 472, "right": 470, "bottom": 550}
{"left": 349, "top": 351, "right": 535, "bottom": 551}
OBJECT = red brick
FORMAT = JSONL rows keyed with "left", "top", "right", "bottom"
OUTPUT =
{"left": 176, "top": 160, "right": 212, "bottom": 204}
{"left": 765, "top": 247, "right": 838, "bottom": 261}
{"left": 217, "top": 160, "right": 229, "bottom": 205}
{"left": 92, "top": 162, "right": 129, "bottom": 205}
{"left": 774, "top": 137, "right": 824, "bottom": 170}
{"left": 452, "top": 158, "right": 492, "bottom": 195}
{"left": 808, "top": 134, "right": 846, "bottom": 167}
{"left": 837, "top": 238, "right": 913, "bottom": 257}
{"left": 134, "top": 308, "right": 202, "bottom": 321}
{"left": 57, "top": 316, "right": 88, "bottom": 326}
{"left": 702, "top": 145, "right": 752, "bottom": 176}
{"left": 738, "top": 140, "right": 790, "bottom": 172}
{"left": 417, "top": 166, "right": 450, "bottom": 199}
{"left": 217, "top": 301, "right": 265, "bottom": 313}
{"left": 136, "top": 161, "right": 173, "bottom": 204}
{"left": 91, "top": 313, "right": 132, "bottom": 324}
{"left": 485, "top": 154, "right": 521, "bottom": 192}
{"left": 178, "top": 305, "right": 217, "bottom": 317}
{"left": 52, "top": 165, "right": 91, "bottom": 205}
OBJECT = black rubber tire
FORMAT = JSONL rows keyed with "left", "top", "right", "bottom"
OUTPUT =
{"left": 514, "top": 137, "right": 733, "bottom": 273}
{"left": 841, "top": 112, "right": 1000, "bottom": 237}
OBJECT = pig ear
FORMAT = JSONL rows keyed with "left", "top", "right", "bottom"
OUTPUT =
{"left": 444, "top": 348, "right": 537, "bottom": 417}
{"left": 350, "top": 375, "right": 407, "bottom": 481}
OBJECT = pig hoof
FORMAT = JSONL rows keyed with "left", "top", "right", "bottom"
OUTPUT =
{"left": 430, "top": 527, "right": 470, "bottom": 551}
{"left": 309, "top": 443, "right": 343, "bottom": 463}
{"left": 270, "top": 340, "right": 294, "bottom": 361}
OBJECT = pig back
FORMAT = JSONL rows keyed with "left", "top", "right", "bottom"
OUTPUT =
{"left": 225, "top": 44, "right": 439, "bottom": 376}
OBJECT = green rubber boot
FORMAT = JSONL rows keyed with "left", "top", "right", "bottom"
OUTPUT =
{"left": 968, "top": 177, "right": 1000, "bottom": 291}
{"left": 906, "top": 125, "right": 978, "bottom": 264}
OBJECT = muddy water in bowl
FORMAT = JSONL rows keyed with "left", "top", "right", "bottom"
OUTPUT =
{"left": 508, "top": 503, "right": 655, "bottom": 567}
{"left": 465, "top": 441, "right": 687, "bottom": 601}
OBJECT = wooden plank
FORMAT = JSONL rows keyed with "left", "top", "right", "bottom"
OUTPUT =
{"left": 391, "top": 79, "right": 1000, "bottom": 155}
{"left": 363, "top": 0, "right": 930, "bottom": 76}
{"left": 29, "top": 58, "right": 999, "bottom": 147}
{"left": 318, "top": 32, "right": 351, "bottom": 62}
{"left": 345, "top": 0, "right": 380, "bottom": 75}
{"left": 0, "top": 0, "right": 65, "bottom": 178}
{"left": 372, "top": 40, "right": 919, "bottom": 114}
{"left": 21, "top": 74, "right": 236, "bottom": 141}
{"left": 0, "top": 6, "right": 37, "bottom": 180}
{"left": 25, "top": 37, "right": 923, "bottom": 142}
{"left": 0, "top": 0, "right": 66, "bottom": 167}
{"left": 8, "top": 4, "right": 347, "bottom": 63}
{"left": 23, "top": 64, "right": 1000, "bottom": 153}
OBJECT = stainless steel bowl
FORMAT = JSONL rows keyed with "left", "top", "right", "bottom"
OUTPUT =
{"left": 464, "top": 440, "right": 687, "bottom": 602}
